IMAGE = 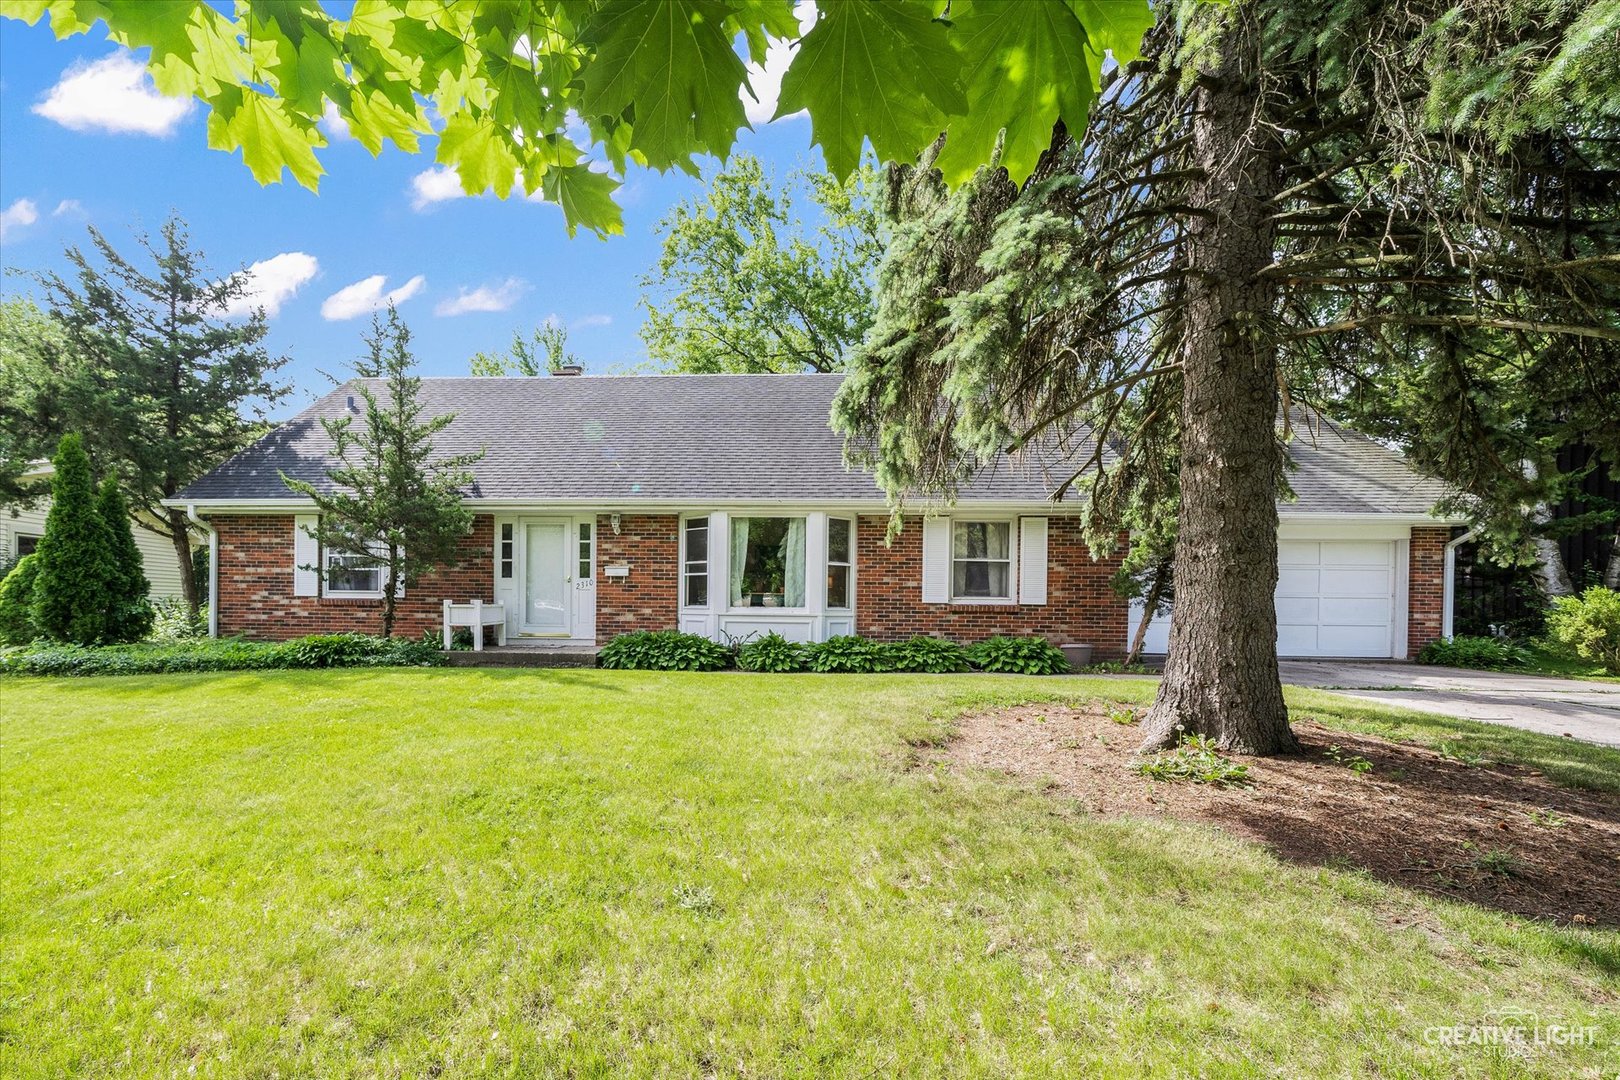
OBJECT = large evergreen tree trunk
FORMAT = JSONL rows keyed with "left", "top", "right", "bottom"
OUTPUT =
{"left": 1139, "top": 6, "right": 1297, "bottom": 755}
{"left": 165, "top": 507, "right": 200, "bottom": 617}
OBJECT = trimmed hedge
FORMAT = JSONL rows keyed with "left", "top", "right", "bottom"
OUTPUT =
{"left": 0, "top": 633, "right": 444, "bottom": 677}
{"left": 594, "top": 630, "right": 1074, "bottom": 675}
{"left": 597, "top": 630, "right": 730, "bottom": 671}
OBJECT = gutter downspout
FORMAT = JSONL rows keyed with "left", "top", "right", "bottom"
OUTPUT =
{"left": 1442, "top": 527, "right": 1479, "bottom": 640}
{"left": 185, "top": 504, "right": 219, "bottom": 639}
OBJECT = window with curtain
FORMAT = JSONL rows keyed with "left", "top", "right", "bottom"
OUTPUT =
{"left": 730, "top": 517, "right": 806, "bottom": 608}
{"left": 325, "top": 546, "right": 384, "bottom": 595}
{"left": 951, "top": 521, "right": 1012, "bottom": 600}
{"left": 827, "top": 518, "right": 852, "bottom": 609}
{"left": 683, "top": 517, "right": 708, "bottom": 606}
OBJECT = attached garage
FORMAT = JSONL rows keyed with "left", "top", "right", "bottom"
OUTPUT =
{"left": 1130, "top": 531, "right": 1412, "bottom": 659}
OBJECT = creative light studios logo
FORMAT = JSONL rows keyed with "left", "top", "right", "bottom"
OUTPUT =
{"left": 1424, "top": 1005, "right": 1599, "bottom": 1049}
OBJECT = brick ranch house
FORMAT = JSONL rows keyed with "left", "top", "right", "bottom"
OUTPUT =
{"left": 167, "top": 373, "right": 1460, "bottom": 660}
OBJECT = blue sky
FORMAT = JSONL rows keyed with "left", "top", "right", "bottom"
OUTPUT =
{"left": 0, "top": 12, "right": 824, "bottom": 418}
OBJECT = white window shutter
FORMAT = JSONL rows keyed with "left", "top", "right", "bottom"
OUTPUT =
{"left": 1019, "top": 517, "right": 1048, "bottom": 605}
{"left": 293, "top": 515, "right": 320, "bottom": 597}
{"left": 921, "top": 517, "right": 950, "bottom": 604}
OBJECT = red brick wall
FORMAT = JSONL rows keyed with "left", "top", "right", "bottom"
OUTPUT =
{"left": 211, "top": 514, "right": 494, "bottom": 640}
{"left": 594, "top": 513, "right": 679, "bottom": 644}
{"left": 855, "top": 516, "right": 1128, "bottom": 657}
{"left": 1408, "top": 525, "right": 1450, "bottom": 657}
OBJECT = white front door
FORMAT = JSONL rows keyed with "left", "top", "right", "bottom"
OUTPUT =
{"left": 523, "top": 521, "right": 571, "bottom": 635}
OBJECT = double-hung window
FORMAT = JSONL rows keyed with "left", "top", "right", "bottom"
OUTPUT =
{"left": 951, "top": 520, "right": 1012, "bottom": 601}
{"left": 325, "top": 545, "right": 385, "bottom": 597}
{"left": 827, "top": 518, "right": 853, "bottom": 609}
{"left": 682, "top": 517, "right": 709, "bottom": 607}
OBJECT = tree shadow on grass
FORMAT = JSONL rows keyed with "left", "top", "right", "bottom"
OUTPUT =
{"left": 944, "top": 703, "right": 1620, "bottom": 930}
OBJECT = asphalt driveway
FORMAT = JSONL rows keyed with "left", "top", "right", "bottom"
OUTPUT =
{"left": 1278, "top": 660, "right": 1620, "bottom": 747}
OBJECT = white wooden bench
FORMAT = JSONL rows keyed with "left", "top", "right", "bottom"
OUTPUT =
{"left": 442, "top": 599, "right": 507, "bottom": 651}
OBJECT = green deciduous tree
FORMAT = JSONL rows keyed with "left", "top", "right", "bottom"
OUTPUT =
{"left": 640, "top": 154, "right": 883, "bottom": 373}
{"left": 0, "top": 1, "right": 1150, "bottom": 236}
{"left": 21, "top": 216, "right": 290, "bottom": 620}
{"left": 470, "top": 322, "right": 578, "bottom": 376}
{"left": 835, "top": 0, "right": 1618, "bottom": 753}
{"left": 97, "top": 475, "right": 155, "bottom": 643}
{"left": 283, "top": 310, "right": 485, "bottom": 637}
{"left": 29, "top": 434, "right": 120, "bottom": 645}
{"left": 0, "top": 298, "right": 77, "bottom": 505}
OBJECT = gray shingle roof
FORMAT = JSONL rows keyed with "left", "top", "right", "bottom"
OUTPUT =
{"left": 174, "top": 373, "right": 1451, "bottom": 515}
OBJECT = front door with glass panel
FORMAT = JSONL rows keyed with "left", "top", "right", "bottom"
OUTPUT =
{"left": 522, "top": 521, "right": 571, "bottom": 635}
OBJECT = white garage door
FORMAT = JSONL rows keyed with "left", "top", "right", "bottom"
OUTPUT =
{"left": 1128, "top": 540, "right": 1398, "bottom": 658}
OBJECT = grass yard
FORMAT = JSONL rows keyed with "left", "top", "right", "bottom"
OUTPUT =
{"left": 2, "top": 670, "right": 1616, "bottom": 1078}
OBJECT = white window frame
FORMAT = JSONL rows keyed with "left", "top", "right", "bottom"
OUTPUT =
{"left": 727, "top": 514, "right": 811, "bottom": 613}
{"left": 13, "top": 533, "right": 41, "bottom": 559}
{"left": 949, "top": 518, "right": 1017, "bottom": 604}
{"left": 324, "top": 544, "right": 388, "bottom": 599}
{"left": 680, "top": 515, "right": 710, "bottom": 610}
{"left": 827, "top": 516, "right": 854, "bottom": 611}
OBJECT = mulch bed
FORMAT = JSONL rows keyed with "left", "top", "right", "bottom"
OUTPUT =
{"left": 941, "top": 703, "right": 1620, "bottom": 926}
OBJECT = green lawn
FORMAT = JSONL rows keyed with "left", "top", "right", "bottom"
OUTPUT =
{"left": 2, "top": 671, "right": 1616, "bottom": 1078}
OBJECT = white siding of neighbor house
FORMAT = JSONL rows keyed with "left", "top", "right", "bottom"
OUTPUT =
{"left": 2, "top": 501, "right": 190, "bottom": 600}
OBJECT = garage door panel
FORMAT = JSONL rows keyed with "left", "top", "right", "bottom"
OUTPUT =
{"left": 1275, "top": 596, "right": 1320, "bottom": 623}
{"left": 1277, "top": 624, "right": 1319, "bottom": 655}
{"left": 1318, "top": 624, "right": 1392, "bottom": 657}
{"left": 1320, "top": 568, "right": 1391, "bottom": 597}
{"left": 1276, "top": 568, "right": 1321, "bottom": 597}
{"left": 1320, "top": 596, "right": 1392, "bottom": 624}
{"left": 1321, "top": 541, "right": 1394, "bottom": 567}
{"left": 1278, "top": 541, "right": 1321, "bottom": 566}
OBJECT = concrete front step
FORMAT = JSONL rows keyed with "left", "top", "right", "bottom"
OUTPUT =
{"left": 443, "top": 646, "right": 599, "bottom": 668}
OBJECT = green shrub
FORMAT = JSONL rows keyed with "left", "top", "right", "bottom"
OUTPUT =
{"left": 0, "top": 633, "right": 444, "bottom": 677}
{"left": 885, "top": 635, "right": 970, "bottom": 673}
{"left": 736, "top": 632, "right": 808, "bottom": 672}
{"left": 96, "top": 476, "right": 154, "bottom": 643}
{"left": 30, "top": 434, "right": 121, "bottom": 645}
{"left": 0, "top": 554, "right": 41, "bottom": 646}
{"left": 150, "top": 597, "right": 206, "bottom": 641}
{"left": 805, "top": 634, "right": 892, "bottom": 673}
{"left": 597, "top": 630, "right": 730, "bottom": 671}
{"left": 1134, "top": 731, "right": 1252, "bottom": 786}
{"left": 1545, "top": 586, "right": 1620, "bottom": 675}
{"left": 1416, "top": 634, "right": 1530, "bottom": 670}
{"left": 966, "top": 635, "right": 1072, "bottom": 675}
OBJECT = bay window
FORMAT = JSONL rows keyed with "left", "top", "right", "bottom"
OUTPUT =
{"left": 730, "top": 516, "right": 807, "bottom": 608}
{"left": 951, "top": 520, "right": 1012, "bottom": 601}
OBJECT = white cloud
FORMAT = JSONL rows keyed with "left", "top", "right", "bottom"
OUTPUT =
{"left": 0, "top": 198, "right": 39, "bottom": 242}
{"left": 435, "top": 278, "right": 528, "bottom": 317}
{"left": 410, "top": 166, "right": 467, "bottom": 210}
{"left": 571, "top": 314, "right": 612, "bottom": 330}
{"left": 319, "top": 100, "right": 352, "bottom": 142}
{"left": 743, "top": 2, "right": 816, "bottom": 125}
{"left": 52, "top": 199, "right": 83, "bottom": 217}
{"left": 321, "top": 274, "right": 426, "bottom": 321}
{"left": 33, "top": 52, "right": 194, "bottom": 136}
{"left": 220, "top": 252, "right": 320, "bottom": 319}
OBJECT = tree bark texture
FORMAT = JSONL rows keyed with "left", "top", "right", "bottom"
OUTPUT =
{"left": 1139, "top": 6, "right": 1298, "bottom": 755}
{"left": 165, "top": 507, "right": 200, "bottom": 618}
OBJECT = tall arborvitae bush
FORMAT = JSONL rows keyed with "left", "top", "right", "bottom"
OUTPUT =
{"left": 97, "top": 475, "right": 154, "bottom": 642}
{"left": 29, "top": 434, "right": 121, "bottom": 644}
